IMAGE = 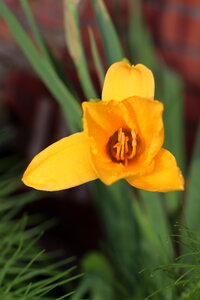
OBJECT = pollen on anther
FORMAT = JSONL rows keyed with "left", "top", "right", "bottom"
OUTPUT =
{"left": 108, "top": 127, "right": 137, "bottom": 165}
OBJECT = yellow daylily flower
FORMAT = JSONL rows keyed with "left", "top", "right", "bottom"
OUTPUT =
{"left": 22, "top": 61, "right": 184, "bottom": 192}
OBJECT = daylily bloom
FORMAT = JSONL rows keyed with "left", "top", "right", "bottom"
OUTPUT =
{"left": 22, "top": 61, "right": 184, "bottom": 192}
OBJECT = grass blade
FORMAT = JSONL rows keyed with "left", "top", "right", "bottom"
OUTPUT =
{"left": 159, "top": 69, "right": 185, "bottom": 173}
{"left": 184, "top": 124, "right": 200, "bottom": 231}
{"left": 64, "top": 0, "right": 97, "bottom": 98}
{"left": 139, "top": 191, "right": 173, "bottom": 262}
{"left": 157, "top": 69, "right": 185, "bottom": 214}
{"left": 92, "top": 0, "right": 124, "bottom": 65}
{"left": 20, "top": 0, "right": 47, "bottom": 57}
{"left": 128, "top": 0, "right": 157, "bottom": 69}
{"left": 88, "top": 28, "right": 105, "bottom": 87}
{"left": 20, "top": 0, "right": 72, "bottom": 88}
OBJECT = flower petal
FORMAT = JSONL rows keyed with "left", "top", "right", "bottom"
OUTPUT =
{"left": 92, "top": 157, "right": 155, "bottom": 186}
{"left": 102, "top": 61, "right": 155, "bottom": 101}
{"left": 82, "top": 100, "right": 140, "bottom": 185}
{"left": 123, "top": 97, "right": 164, "bottom": 165}
{"left": 126, "top": 148, "right": 184, "bottom": 192}
{"left": 82, "top": 100, "right": 135, "bottom": 160}
{"left": 22, "top": 132, "right": 97, "bottom": 191}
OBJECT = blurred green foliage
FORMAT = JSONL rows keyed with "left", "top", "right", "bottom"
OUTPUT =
{"left": 0, "top": 0, "right": 200, "bottom": 299}
{"left": 0, "top": 129, "right": 81, "bottom": 299}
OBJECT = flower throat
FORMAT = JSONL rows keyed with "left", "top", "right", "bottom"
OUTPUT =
{"left": 108, "top": 128, "right": 137, "bottom": 166}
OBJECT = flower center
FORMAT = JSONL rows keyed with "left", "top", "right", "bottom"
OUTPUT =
{"left": 107, "top": 128, "right": 137, "bottom": 166}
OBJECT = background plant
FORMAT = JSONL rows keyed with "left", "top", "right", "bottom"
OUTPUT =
{"left": 0, "top": 0, "right": 199, "bottom": 299}
{"left": 0, "top": 127, "right": 82, "bottom": 299}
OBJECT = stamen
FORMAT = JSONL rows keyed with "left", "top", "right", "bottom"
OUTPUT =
{"left": 120, "top": 132, "right": 125, "bottom": 160}
{"left": 110, "top": 127, "right": 137, "bottom": 165}
{"left": 127, "top": 130, "right": 137, "bottom": 159}
{"left": 125, "top": 136, "right": 129, "bottom": 153}
{"left": 118, "top": 127, "right": 122, "bottom": 142}
{"left": 113, "top": 142, "right": 121, "bottom": 160}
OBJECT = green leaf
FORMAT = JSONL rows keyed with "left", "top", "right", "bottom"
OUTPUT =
{"left": 70, "top": 275, "right": 96, "bottom": 300}
{"left": 158, "top": 69, "right": 185, "bottom": 173}
{"left": 156, "top": 68, "right": 185, "bottom": 214}
{"left": 90, "top": 180, "right": 142, "bottom": 295}
{"left": 20, "top": 0, "right": 48, "bottom": 57}
{"left": 75, "top": 252, "right": 116, "bottom": 300}
{"left": 92, "top": 0, "right": 124, "bottom": 64}
{"left": 20, "top": 0, "right": 73, "bottom": 90}
{"left": 0, "top": 0, "right": 81, "bottom": 132}
{"left": 88, "top": 28, "right": 105, "bottom": 87}
{"left": 64, "top": 0, "right": 97, "bottom": 98}
{"left": 128, "top": 0, "right": 157, "bottom": 70}
{"left": 184, "top": 124, "right": 200, "bottom": 231}
{"left": 82, "top": 252, "right": 114, "bottom": 281}
{"left": 139, "top": 191, "right": 173, "bottom": 262}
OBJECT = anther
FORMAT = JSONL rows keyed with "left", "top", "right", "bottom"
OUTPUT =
{"left": 127, "top": 130, "right": 137, "bottom": 159}
{"left": 110, "top": 127, "right": 137, "bottom": 165}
